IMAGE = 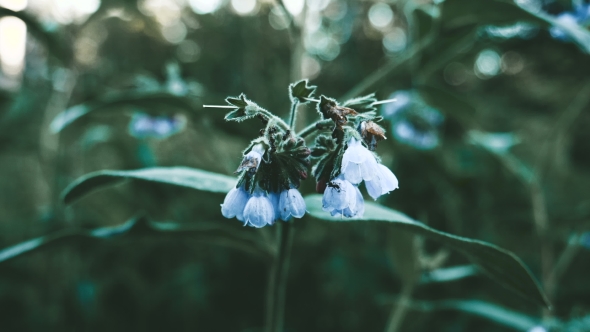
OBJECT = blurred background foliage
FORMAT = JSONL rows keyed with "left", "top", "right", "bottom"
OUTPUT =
{"left": 0, "top": 0, "right": 590, "bottom": 331}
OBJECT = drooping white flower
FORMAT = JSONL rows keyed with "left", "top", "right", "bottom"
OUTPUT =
{"left": 278, "top": 188, "right": 306, "bottom": 220}
{"left": 221, "top": 186, "right": 250, "bottom": 221}
{"left": 365, "top": 164, "right": 399, "bottom": 200}
{"left": 243, "top": 190, "right": 276, "bottom": 228}
{"left": 341, "top": 137, "right": 380, "bottom": 184}
{"left": 322, "top": 175, "right": 363, "bottom": 217}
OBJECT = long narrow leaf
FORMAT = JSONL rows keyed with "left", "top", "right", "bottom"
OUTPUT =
{"left": 304, "top": 194, "right": 549, "bottom": 308}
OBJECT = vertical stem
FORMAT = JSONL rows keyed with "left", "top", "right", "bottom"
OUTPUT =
{"left": 265, "top": 221, "right": 294, "bottom": 332}
{"left": 288, "top": 101, "right": 299, "bottom": 131}
{"left": 384, "top": 284, "right": 414, "bottom": 332}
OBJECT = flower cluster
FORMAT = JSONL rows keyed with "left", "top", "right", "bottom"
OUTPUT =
{"left": 312, "top": 95, "right": 399, "bottom": 218}
{"left": 219, "top": 81, "right": 400, "bottom": 226}
{"left": 221, "top": 144, "right": 307, "bottom": 228}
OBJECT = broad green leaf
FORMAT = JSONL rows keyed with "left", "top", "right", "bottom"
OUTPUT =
{"left": 62, "top": 167, "right": 236, "bottom": 205}
{"left": 0, "top": 217, "right": 273, "bottom": 263}
{"left": 304, "top": 194, "right": 550, "bottom": 308}
{"left": 289, "top": 79, "right": 317, "bottom": 104}
{"left": 408, "top": 299, "right": 538, "bottom": 330}
{"left": 50, "top": 90, "right": 195, "bottom": 133}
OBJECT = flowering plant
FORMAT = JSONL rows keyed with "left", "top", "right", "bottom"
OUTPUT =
{"left": 216, "top": 80, "right": 399, "bottom": 227}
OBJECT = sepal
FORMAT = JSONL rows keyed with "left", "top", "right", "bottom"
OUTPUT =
{"left": 289, "top": 79, "right": 317, "bottom": 104}
{"left": 224, "top": 94, "right": 264, "bottom": 122}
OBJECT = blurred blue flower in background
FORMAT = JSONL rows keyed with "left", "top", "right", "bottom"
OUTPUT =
{"left": 381, "top": 90, "right": 444, "bottom": 150}
{"left": 550, "top": 3, "right": 590, "bottom": 41}
{"left": 128, "top": 112, "right": 187, "bottom": 140}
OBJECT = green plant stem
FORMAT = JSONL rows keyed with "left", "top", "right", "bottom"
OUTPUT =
{"left": 384, "top": 284, "right": 414, "bottom": 332}
{"left": 288, "top": 101, "right": 299, "bottom": 131}
{"left": 265, "top": 221, "right": 294, "bottom": 332}
{"left": 297, "top": 119, "right": 333, "bottom": 138}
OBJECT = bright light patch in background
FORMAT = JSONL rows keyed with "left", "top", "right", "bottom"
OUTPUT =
{"left": 301, "top": 54, "right": 321, "bottom": 79}
{"left": 176, "top": 40, "right": 201, "bottom": 63}
{"left": 231, "top": 0, "right": 257, "bottom": 15}
{"left": 382, "top": 27, "right": 406, "bottom": 53}
{"left": 474, "top": 49, "right": 501, "bottom": 78}
{"left": 501, "top": 51, "right": 524, "bottom": 75}
{"left": 307, "top": 0, "right": 330, "bottom": 12}
{"left": 0, "top": 0, "right": 27, "bottom": 11}
{"left": 368, "top": 3, "right": 393, "bottom": 29}
{"left": 269, "top": 6, "right": 290, "bottom": 30}
{"left": 0, "top": 16, "right": 27, "bottom": 77}
{"left": 188, "top": 0, "right": 222, "bottom": 15}
{"left": 162, "top": 22, "right": 187, "bottom": 44}
{"left": 283, "top": 0, "right": 304, "bottom": 16}
{"left": 52, "top": 0, "right": 101, "bottom": 24}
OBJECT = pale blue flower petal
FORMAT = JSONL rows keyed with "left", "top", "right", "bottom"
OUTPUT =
{"left": 221, "top": 186, "right": 250, "bottom": 221}
{"left": 341, "top": 138, "right": 379, "bottom": 184}
{"left": 243, "top": 194, "right": 275, "bottom": 228}
{"left": 279, "top": 189, "right": 306, "bottom": 220}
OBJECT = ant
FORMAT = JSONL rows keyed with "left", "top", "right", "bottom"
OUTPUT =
{"left": 326, "top": 181, "right": 343, "bottom": 192}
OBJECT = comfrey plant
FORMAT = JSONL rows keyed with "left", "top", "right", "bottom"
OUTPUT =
{"left": 210, "top": 80, "right": 399, "bottom": 227}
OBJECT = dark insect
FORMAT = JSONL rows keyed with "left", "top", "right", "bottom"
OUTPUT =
{"left": 321, "top": 103, "right": 358, "bottom": 130}
{"left": 326, "top": 181, "right": 342, "bottom": 192}
{"left": 360, "top": 121, "right": 386, "bottom": 151}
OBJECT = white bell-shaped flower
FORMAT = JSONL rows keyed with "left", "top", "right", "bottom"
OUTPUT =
{"left": 365, "top": 164, "right": 399, "bottom": 200}
{"left": 221, "top": 186, "right": 250, "bottom": 221}
{"left": 341, "top": 138, "right": 380, "bottom": 184}
{"left": 322, "top": 175, "right": 363, "bottom": 217}
{"left": 278, "top": 188, "right": 306, "bottom": 220}
{"left": 243, "top": 190, "right": 276, "bottom": 228}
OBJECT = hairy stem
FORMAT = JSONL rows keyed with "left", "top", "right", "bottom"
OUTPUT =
{"left": 288, "top": 101, "right": 299, "bottom": 131}
{"left": 384, "top": 284, "right": 414, "bottom": 332}
{"left": 265, "top": 221, "right": 295, "bottom": 332}
{"left": 297, "top": 119, "right": 334, "bottom": 138}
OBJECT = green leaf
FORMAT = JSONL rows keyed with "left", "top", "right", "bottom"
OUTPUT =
{"left": 289, "top": 79, "right": 317, "bottom": 104}
{"left": 342, "top": 94, "right": 378, "bottom": 113}
{"left": 0, "top": 217, "right": 273, "bottom": 263}
{"left": 406, "top": 299, "right": 539, "bottom": 330}
{"left": 50, "top": 90, "right": 195, "bottom": 133}
{"left": 62, "top": 167, "right": 236, "bottom": 205}
{"left": 304, "top": 194, "right": 550, "bottom": 308}
{"left": 420, "top": 265, "right": 478, "bottom": 284}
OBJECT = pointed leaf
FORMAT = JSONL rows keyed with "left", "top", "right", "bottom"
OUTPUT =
{"left": 62, "top": 167, "right": 236, "bottom": 205}
{"left": 406, "top": 299, "right": 539, "bottom": 330}
{"left": 304, "top": 194, "right": 550, "bottom": 308}
{"left": 0, "top": 217, "right": 272, "bottom": 263}
{"left": 289, "top": 79, "right": 317, "bottom": 104}
{"left": 223, "top": 93, "right": 264, "bottom": 122}
{"left": 50, "top": 90, "right": 195, "bottom": 133}
{"left": 342, "top": 93, "right": 378, "bottom": 112}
